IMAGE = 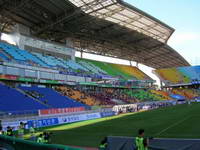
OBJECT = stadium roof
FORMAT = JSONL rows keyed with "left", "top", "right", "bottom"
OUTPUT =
{"left": 0, "top": 0, "right": 190, "bottom": 68}
{"left": 68, "top": 0, "right": 174, "bottom": 43}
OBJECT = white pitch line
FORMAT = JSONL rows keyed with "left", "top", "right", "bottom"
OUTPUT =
{"left": 155, "top": 116, "right": 191, "bottom": 137}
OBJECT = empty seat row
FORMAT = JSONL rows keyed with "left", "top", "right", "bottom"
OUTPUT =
{"left": 0, "top": 84, "right": 47, "bottom": 112}
{"left": 19, "top": 85, "right": 87, "bottom": 108}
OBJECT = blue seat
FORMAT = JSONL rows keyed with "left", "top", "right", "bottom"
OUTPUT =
{"left": 19, "top": 85, "right": 87, "bottom": 108}
{"left": 0, "top": 84, "right": 47, "bottom": 112}
{"left": 0, "top": 53, "right": 9, "bottom": 61}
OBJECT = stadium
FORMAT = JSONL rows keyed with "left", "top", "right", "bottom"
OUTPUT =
{"left": 0, "top": 0, "right": 199, "bottom": 150}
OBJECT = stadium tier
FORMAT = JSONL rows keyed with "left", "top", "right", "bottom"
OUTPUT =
{"left": 0, "top": 41, "right": 153, "bottom": 81}
{"left": 77, "top": 58, "right": 152, "bottom": 80}
{"left": 124, "top": 89, "right": 164, "bottom": 101}
{"left": 56, "top": 86, "right": 175, "bottom": 104}
{"left": 172, "top": 88, "right": 199, "bottom": 99}
{"left": 0, "top": 83, "right": 47, "bottom": 112}
{"left": 155, "top": 66, "right": 200, "bottom": 84}
{"left": 150, "top": 90, "right": 172, "bottom": 100}
{"left": 0, "top": 42, "right": 83, "bottom": 72}
{"left": 18, "top": 85, "right": 86, "bottom": 109}
{"left": 55, "top": 86, "right": 101, "bottom": 106}
{"left": 0, "top": 82, "right": 89, "bottom": 113}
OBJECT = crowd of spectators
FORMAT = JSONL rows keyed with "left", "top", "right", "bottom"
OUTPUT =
{"left": 55, "top": 86, "right": 173, "bottom": 106}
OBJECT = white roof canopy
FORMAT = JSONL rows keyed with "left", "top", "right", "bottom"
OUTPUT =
{"left": 67, "top": 0, "right": 174, "bottom": 43}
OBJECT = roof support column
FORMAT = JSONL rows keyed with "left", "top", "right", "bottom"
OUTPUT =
{"left": 66, "top": 38, "right": 75, "bottom": 60}
{"left": 136, "top": 62, "right": 139, "bottom": 68}
{"left": 80, "top": 49, "right": 83, "bottom": 58}
{"left": 160, "top": 80, "right": 164, "bottom": 89}
{"left": 129, "top": 60, "right": 132, "bottom": 66}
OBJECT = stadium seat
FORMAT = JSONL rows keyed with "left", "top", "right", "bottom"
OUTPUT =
{"left": 77, "top": 58, "right": 152, "bottom": 80}
{"left": 0, "top": 84, "right": 47, "bottom": 112}
{"left": 56, "top": 86, "right": 100, "bottom": 106}
{"left": 19, "top": 85, "right": 87, "bottom": 108}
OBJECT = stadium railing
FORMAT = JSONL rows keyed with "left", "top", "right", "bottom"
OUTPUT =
{"left": 0, "top": 135, "right": 82, "bottom": 150}
{"left": 0, "top": 110, "right": 38, "bottom": 119}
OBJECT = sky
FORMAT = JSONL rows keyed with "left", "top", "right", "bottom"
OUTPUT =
{"left": 1, "top": 0, "right": 200, "bottom": 85}
{"left": 126, "top": 0, "right": 200, "bottom": 65}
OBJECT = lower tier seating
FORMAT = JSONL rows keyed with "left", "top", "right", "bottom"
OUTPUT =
{"left": 19, "top": 85, "right": 87, "bottom": 108}
{"left": 0, "top": 84, "right": 47, "bottom": 112}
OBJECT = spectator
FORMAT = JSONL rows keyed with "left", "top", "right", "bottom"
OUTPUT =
{"left": 6, "top": 126, "right": 14, "bottom": 136}
{"left": 0, "top": 120, "right": 2, "bottom": 135}
{"left": 29, "top": 126, "right": 36, "bottom": 141}
{"left": 37, "top": 134, "right": 44, "bottom": 143}
{"left": 135, "top": 129, "right": 148, "bottom": 150}
{"left": 43, "top": 132, "right": 52, "bottom": 143}
{"left": 99, "top": 137, "right": 108, "bottom": 150}
{"left": 18, "top": 122, "right": 26, "bottom": 139}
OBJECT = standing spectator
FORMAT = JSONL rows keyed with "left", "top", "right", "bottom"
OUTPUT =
{"left": 37, "top": 134, "right": 44, "bottom": 143}
{"left": 99, "top": 137, "right": 108, "bottom": 150}
{"left": 29, "top": 125, "right": 36, "bottom": 141}
{"left": 6, "top": 126, "right": 14, "bottom": 136}
{"left": 135, "top": 129, "right": 148, "bottom": 150}
{"left": 43, "top": 132, "right": 52, "bottom": 143}
{"left": 0, "top": 120, "right": 2, "bottom": 135}
{"left": 18, "top": 122, "right": 26, "bottom": 139}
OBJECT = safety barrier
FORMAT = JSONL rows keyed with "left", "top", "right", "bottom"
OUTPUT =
{"left": 0, "top": 135, "right": 82, "bottom": 150}
{"left": 106, "top": 136, "right": 200, "bottom": 150}
{"left": 2, "top": 110, "right": 112, "bottom": 130}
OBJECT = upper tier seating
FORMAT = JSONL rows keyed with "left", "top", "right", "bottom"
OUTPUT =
{"left": 0, "top": 84, "right": 47, "bottom": 112}
{"left": 17, "top": 50, "right": 49, "bottom": 67}
{"left": 0, "top": 42, "right": 49, "bottom": 67}
{"left": 33, "top": 53, "right": 74, "bottom": 69}
{"left": 77, "top": 58, "right": 152, "bottom": 80}
{"left": 19, "top": 85, "right": 87, "bottom": 108}
{"left": 0, "top": 50, "right": 10, "bottom": 62}
{"left": 0, "top": 41, "right": 152, "bottom": 81}
{"left": 78, "top": 61, "right": 107, "bottom": 75}
{"left": 155, "top": 66, "right": 200, "bottom": 84}
{"left": 66, "top": 60, "right": 88, "bottom": 71}
{"left": 0, "top": 43, "right": 26, "bottom": 61}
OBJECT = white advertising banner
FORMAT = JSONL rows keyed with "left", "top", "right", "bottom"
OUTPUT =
{"left": 58, "top": 112, "right": 101, "bottom": 124}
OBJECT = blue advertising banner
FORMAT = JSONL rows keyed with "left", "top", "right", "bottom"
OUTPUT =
{"left": 100, "top": 111, "right": 115, "bottom": 118}
{"left": 27, "top": 118, "right": 59, "bottom": 128}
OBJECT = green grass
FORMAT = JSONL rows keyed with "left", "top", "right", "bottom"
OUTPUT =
{"left": 30, "top": 103, "right": 200, "bottom": 147}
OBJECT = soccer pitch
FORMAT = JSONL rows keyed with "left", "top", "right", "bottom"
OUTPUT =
{"left": 37, "top": 103, "right": 200, "bottom": 147}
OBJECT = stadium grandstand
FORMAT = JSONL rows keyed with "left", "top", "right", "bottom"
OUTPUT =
{"left": 0, "top": 0, "right": 198, "bottom": 150}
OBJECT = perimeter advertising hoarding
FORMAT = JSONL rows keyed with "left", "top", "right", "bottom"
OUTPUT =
{"left": 100, "top": 111, "right": 115, "bottom": 118}
{"left": 27, "top": 118, "right": 59, "bottom": 128}
{"left": 58, "top": 112, "right": 101, "bottom": 124}
{"left": 39, "top": 107, "right": 85, "bottom": 116}
{"left": 4, "top": 112, "right": 101, "bottom": 130}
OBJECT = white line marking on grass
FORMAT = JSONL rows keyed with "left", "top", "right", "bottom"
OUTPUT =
{"left": 155, "top": 116, "right": 191, "bottom": 137}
